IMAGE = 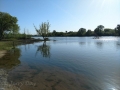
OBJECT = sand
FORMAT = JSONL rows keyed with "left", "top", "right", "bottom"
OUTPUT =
{"left": 0, "top": 50, "right": 7, "bottom": 58}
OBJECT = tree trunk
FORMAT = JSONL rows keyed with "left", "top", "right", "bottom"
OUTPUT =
{"left": 0, "top": 33, "right": 3, "bottom": 40}
{"left": 43, "top": 36, "right": 45, "bottom": 41}
{"left": 0, "top": 29, "right": 4, "bottom": 40}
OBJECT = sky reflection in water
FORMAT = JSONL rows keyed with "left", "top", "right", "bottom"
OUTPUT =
{"left": 0, "top": 37, "right": 120, "bottom": 90}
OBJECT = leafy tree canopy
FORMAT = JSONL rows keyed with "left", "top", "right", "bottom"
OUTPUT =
{"left": 116, "top": 24, "right": 120, "bottom": 35}
{"left": 77, "top": 28, "right": 86, "bottom": 36}
{"left": 94, "top": 25, "right": 104, "bottom": 36}
{"left": 34, "top": 21, "right": 50, "bottom": 40}
{"left": 0, "top": 12, "right": 19, "bottom": 40}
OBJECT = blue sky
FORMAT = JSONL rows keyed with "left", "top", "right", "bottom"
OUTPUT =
{"left": 0, "top": 0, "right": 120, "bottom": 34}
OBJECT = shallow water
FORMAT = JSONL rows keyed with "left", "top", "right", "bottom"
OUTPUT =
{"left": 0, "top": 37, "right": 120, "bottom": 90}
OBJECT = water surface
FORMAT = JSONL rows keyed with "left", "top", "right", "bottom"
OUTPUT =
{"left": 0, "top": 37, "right": 120, "bottom": 90}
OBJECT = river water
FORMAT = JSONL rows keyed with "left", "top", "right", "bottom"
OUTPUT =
{"left": 0, "top": 37, "right": 120, "bottom": 90}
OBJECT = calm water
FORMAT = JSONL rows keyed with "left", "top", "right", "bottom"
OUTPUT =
{"left": 0, "top": 37, "right": 120, "bottom": 90}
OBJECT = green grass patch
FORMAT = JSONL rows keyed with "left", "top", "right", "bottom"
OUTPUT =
{"left": 0, "top": 41, "right": 13, "bottom": 50}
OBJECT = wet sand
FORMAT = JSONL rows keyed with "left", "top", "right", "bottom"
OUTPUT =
{"left": 0, "top": 50, "right": 7, "bottom": 58}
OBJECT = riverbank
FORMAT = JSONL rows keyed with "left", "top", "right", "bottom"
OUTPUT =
{"left": 0, "top": 41, "right": 14, "bottom": 58}
{"left": 0, "top": 38, "right": 50, "bottom": 58}
{"left": 0, "top": 38, "right": 44, "bottom": 49}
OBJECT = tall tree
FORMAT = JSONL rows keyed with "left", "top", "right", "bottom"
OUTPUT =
{"left": 34, "top": 21, "right": 50, "bottom": 40}
{"left": 65, "top": 31, "right": 67, "bottom": 36}
{"left": 86, "top": 29, "right": 92, "bottom": 36}
{"left": 0, "top": 12, "right": 19, "bottom": 40}
{"left": 104, "top": 28, "right": 115, "bottom": 36}
{"left": 115, "top": 24, "right": 120, "bottom": 35}
{"left": 94, "top": 25, "right": 104, "bottom": 36}
{"left": 77, "top": 28, "right": 86, "bottom": 36}
{"left": 52, "top": 30, "right": 56, "bottom": 36}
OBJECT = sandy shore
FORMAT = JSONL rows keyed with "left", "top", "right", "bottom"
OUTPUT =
{"left": 0, "top": 50, "right": 7, "bottom": 58}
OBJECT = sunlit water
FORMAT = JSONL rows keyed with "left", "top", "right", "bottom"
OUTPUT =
{"left": 0, "top": 37, "right": 120, "bottom": 90}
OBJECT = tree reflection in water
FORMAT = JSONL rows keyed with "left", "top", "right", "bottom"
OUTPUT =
{"left": 79, "top": 42, "right": 86, "bottom": 46}
{"left": 36, "top": 41, "right": 50, "bottom": 58}
{"left": 116, "top": 41, "right": 120, "bottom": 49}
{"left": 95, "top": 41, "right": 103, "bottom": 49}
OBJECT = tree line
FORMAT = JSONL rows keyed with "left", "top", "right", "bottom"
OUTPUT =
{"left": 33, "top": 24, "right": 120, "bottom": 38}
{"left": 0, "top": 11, "right": 120, "bottom": 41}
{"left": 47, "top": 25, "right": 120, "bottom": 37}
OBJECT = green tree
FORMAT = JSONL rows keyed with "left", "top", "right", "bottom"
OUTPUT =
{"left": 0, "top": 12, "right": 19, "bottom": 40}
{"left": 68, "top": 31, "right": 77, "bottom": 36}
{"left": 104, "top": 28, "right": 111, "bottom": 32}
{"left": 65, "top": 31, "right": 67, "bottom": 36}
{"left": 52, "top": 30, "right": 57, "bottom": 36}
{"left": 115, "top": 24, "right": 120, "bottom": 35}
{"left": 104, "top": 28, "right": 115, "bottom": 36}
{"left": 77, "top": 28, "right": 86, "bottom": 36}
{"left": 94, "top": 25, "right": 104, "bottom": 36}
{"left": 86, "top": 29, "right": 92, "bottom": 36}
{"left": 34, "top": 21, "right": 50, "bottom": 40}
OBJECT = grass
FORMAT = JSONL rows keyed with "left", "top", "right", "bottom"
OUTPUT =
{"left": 0, "top": 41, "right": 13, "bottom": 50}
{"left": 0, "top": 37, "right": 49, "bottom": 51}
